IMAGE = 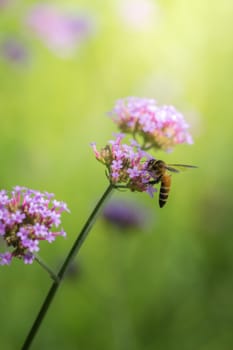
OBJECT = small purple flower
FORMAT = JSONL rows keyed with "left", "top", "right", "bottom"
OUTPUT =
{"left": 127, "top": 166, "right": 141, "bottom": 178}
{"left": 146, "top": 185, "right": 157, "bottom": 198}
{"left": 23, "top": 252, "right": 34, "bottom": 264}
{"left": 111, "top": 171, "right": 120, "bottom": 181}
{"left": 91, "top": 134, "right": 156, "bottom": 195}
{"left": 26, "top": 4, "right": 93, "bottom": 58}
{"left": 0, "top": 190, "right": 8, "bottom": 204}
{"left": 0, "top": 252, "right": 12, "bottom": 265}
{"left": 10, "top": 210, "right": 26, "bottom": 224}
{"left": 109, "top": 97, "right": 193, "bottom": 152}
{"left": 25, "top": 239, "right": 40, "bottom": 253}
{"left": 34, "top": 223, "right": 48, "bottom": 237}
{"left": 0, "top": 187, "right": 69, "bottom": 266}
{"left": 111, "top": 159, "right": 123, "bottom": 171}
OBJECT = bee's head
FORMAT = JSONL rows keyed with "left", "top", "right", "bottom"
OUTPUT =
{"left": 147, "top": 159, "right": 165, "bottom": 170}
{"left": 146, "top": 158, "right": 156, "bottom": 171}
{"left": 155, "top": 160, "right": 166, "bottom": 169}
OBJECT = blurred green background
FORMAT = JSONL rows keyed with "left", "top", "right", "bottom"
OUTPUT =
{"left": 1, "top": 0, "right": 233, "bottom": 349}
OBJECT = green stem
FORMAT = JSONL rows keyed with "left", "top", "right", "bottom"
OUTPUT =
{"left": 21, "top": 184, "right": 114, "bottom": 350}
{"left": 34, "top": 255, "right": 59, "bottom": 283}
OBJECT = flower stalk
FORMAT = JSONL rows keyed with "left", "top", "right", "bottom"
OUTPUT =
{"left": 34, "top": 255, "right": 59, "bottom": 283}
{"left": 21, "top": 184, "right": 114, "bottom": 350}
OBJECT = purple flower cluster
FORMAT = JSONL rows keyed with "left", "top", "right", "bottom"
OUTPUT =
{"left": 109, "top": 97, "right": 193, "bottom": 151}
{"left": 91, "top": 134, "right": 156, "bottom": 196}
{"left": 0, "top": 187, "right": 69, "bottom": 265}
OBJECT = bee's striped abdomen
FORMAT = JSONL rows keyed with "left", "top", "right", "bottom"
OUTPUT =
{"left": 159, "top": 175, "right": 171, "bottom": 208}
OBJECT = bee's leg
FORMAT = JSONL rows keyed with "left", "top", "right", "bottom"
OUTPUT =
{"left": 148, "top": 178, "right": 160, "bottom": 185}
{"left": 148, "top": 180, "right": 158, "bottom": 185}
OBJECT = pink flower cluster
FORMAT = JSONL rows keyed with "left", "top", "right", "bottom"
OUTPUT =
{"left": 0, "top": 187, "right": 69, "bottom": 265}
{"left": 109, "top": 97, "right": 193, "bottom": 151}
{"left": 91, "top": 134, "right": 156, "bottom": 196}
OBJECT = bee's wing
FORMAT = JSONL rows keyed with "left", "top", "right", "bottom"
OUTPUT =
{"left": 166, "top": 164, "right": 198, "bottom": 173}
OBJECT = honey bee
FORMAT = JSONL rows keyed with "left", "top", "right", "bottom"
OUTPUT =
{"left": 146, "top": 159, "right": 197, "bottom": 208}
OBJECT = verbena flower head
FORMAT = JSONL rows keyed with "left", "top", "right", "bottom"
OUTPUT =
{"left": 109, "top": 97, "right": 193, "bottom": 152}
{"left": 0, "top": 187, "right": 69, "bottom": 265}
{"left": 91, "top": 134, "right": 156, "bottom": 196}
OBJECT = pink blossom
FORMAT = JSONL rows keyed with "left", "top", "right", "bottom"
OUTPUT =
{"left": 109, "top": 97, "right": 193, "bottom": 152}
{"left": 91, "top": 134, "right": 156, "bottom": 196}
{"left": 0, "top": 187, "right": 69, "bottom": 265}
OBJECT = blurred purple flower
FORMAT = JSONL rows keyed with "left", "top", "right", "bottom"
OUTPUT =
{"left": 0, "top": 0, "right": 10, "bottom": 9}
{"left": 0, "top": 38, "right": 29, "bottom": 65}
{"left": 103, "top": 200, "right": 148, "bottom": 230}
{"left": 0, "top": 187, "right": 69, "bottom": 265}
{"left": 65, "top": 260, "right": 82, "bottom": 281}
{"left": 109, "top": 97, "right": 193, "bottom": 152}
{"left": 26, "top": 4, "right": 93, "bottom": 57}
